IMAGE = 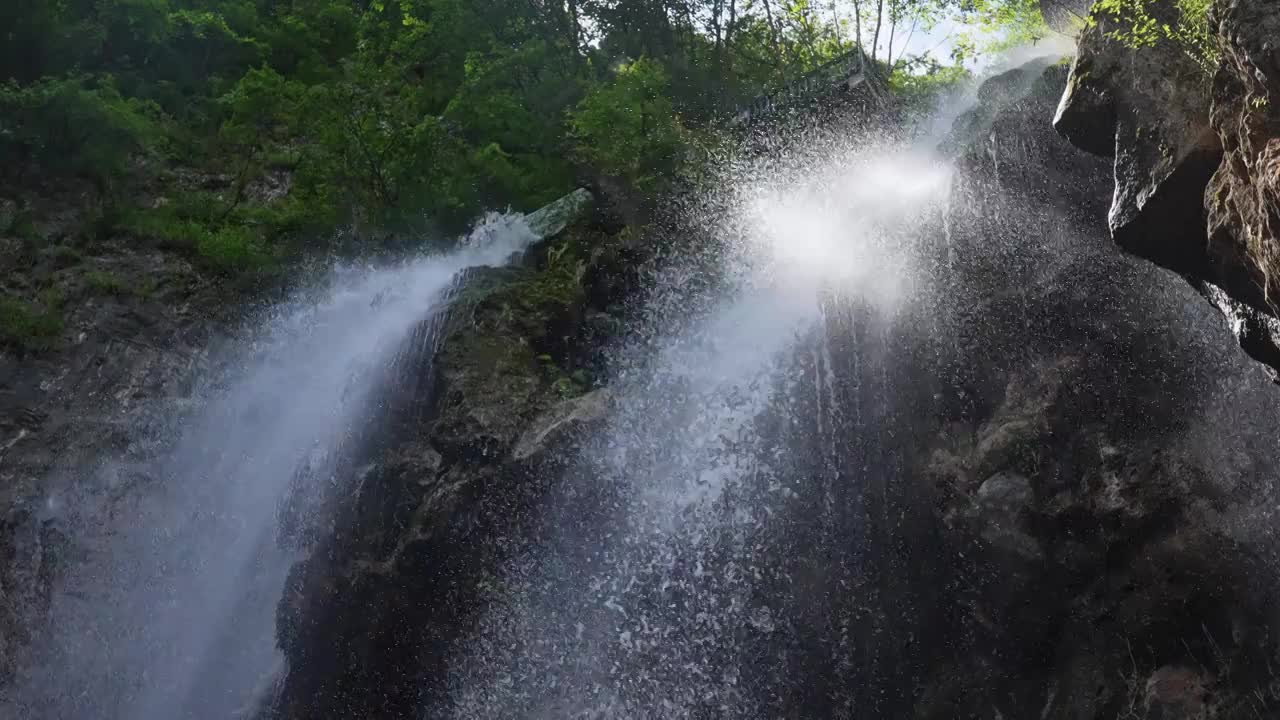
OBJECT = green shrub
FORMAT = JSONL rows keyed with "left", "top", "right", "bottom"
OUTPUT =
{"left": 8, "top": 212, "right": 41, "bottom": 242}
{"left": 121, "top": 205, "right": 210, "bottom": 250}
{"left": 119, "top": 190, "right": 304, "bottom": 276}
{"left": 196, "top": 226, "right": 273, "bottom": 274}
{"left": 41, "top": 244, "right": 83, "bottom": 268}
{"left": 1092, "top": 0, "right": 1217, "bottom": 73}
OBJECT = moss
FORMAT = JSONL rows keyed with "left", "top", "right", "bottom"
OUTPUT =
{"left": 0, "top": 294, "right": 63, "bottom": 352}
{"left": 264, "top": 146, "right": 302, "bottom": 170}
{"left": 429, "top": 229, "right": 605, "bottom": 450}
{"left": 84, "top": 269, "right": 130, "bottom": 296}
{"left": 121, "top": 196, "right": 282, "bottom": 278}
{"left": 120, "top": 204, "right": 210, "bottom": 250}
{"left": 40, "top": 244, "right": 83, "bottom": 269}
{"left": 8, "top": 212, "right": 40, "bottom": 242}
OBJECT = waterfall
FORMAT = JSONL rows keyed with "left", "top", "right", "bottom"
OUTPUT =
{"left": 446, "top": 135, "right": 953, "bottom": 718}
{"left": 8, "top": 213, "right": 540, "bottom": 720}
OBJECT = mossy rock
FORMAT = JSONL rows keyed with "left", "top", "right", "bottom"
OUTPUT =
{"left": 428, "top": 222, "right": 623, "bottom": 461}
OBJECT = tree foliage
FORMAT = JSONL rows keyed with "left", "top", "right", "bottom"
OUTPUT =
{"left": 0, "top": 0, "right": 1054, "bottom": 271}
{"left": 1091, "top": 0, "right": 1216, "bottom": 73}
{"left": 571, "top": 59, "right": 687, "bottom": 194}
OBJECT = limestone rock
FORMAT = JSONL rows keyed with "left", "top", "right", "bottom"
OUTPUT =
{"left": 0, "top": 247, "right": 224, "bottom": 685}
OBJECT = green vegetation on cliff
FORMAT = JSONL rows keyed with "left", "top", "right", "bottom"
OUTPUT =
{"left": 1091, "top": 0, "right": 1217, "bottom": 72}
{"left": 0, "top": 0, "right": 1047, "bottom": 291}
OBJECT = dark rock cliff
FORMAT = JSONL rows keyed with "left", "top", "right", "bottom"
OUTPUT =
{"left": 862, "top": 60, "right": 1280, "bottom": 718}
{"left": 269, "top": 56, "right": 1280, "bottom": 719}
{"left": 0, "top": 234, "right": 228, "bottom": 684}
{"left": 1056, "top": 0, "right": 1280, "bottom": 377}
{"left": 270, "top": 216, "right": 654, "bottom": 717}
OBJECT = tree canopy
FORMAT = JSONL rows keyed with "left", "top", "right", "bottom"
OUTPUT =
{"left": 0, "top": 0, "right": 1053, "bottom": 273}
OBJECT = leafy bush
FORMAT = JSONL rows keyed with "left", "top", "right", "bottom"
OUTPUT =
{"left": 890, "top": 58, "right": 973, "bottom": 116}
{"left": 121, "top": 204, "right": 211, "bottom": 250}
{"left": 0, "top": 76, "right": 167, "bottom": 191}
{"left": 122, "top": 197, "right": 279, "bottom": 275}
{"left": 196, "top": 225, "right": 273, "bottom": 274}
{"left": 41, "top": 244, "right": 84, "bottom": 269}
{"left": 1092, "top": 0, "right": 1217, "bottom": 73}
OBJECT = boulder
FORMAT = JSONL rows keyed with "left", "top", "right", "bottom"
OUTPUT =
{"left": 513, "top": 388, "right": 611, "bottom": 461}
{"left": 1054, "top": 0, "right": 1222, "bottom": 277}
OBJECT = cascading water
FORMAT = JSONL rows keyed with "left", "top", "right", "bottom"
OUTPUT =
{"left": 447, "top": 129, "right": 954, "bottom": 717}
{"left": 438, "top": 50, "right": 1280, "bottom": 719}
{"left": 7, "top": 213, "right": 542, "bottom": 720}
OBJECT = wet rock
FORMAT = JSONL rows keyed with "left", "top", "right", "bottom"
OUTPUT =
{"left": 271, "top": 214, "right": 655, "bottom": 719}
{"left": 1040, "top": 0, "right": 1092, "bottom": 34}
{"left": 1205, "top": 0, "right": 1280, "bottom": 314}
{"left": 1054, "top": 0, "right": 1222, "bottom": 277}
{"left": 513, "top": 387, "right": 611, "bottom": 461}
{"left": 904, "top": 61, "right": 1280, "bottom": 720}
{"left": 0, "top": 243, "right": 227, "bottom": 684}
{"left": 971, "top": 472, "right": 1041, "bottom": 559}
{"left": 1144, "top": 666, "right": 1211, "bottom": 719}
{"left": 1199, "top": 280, "right": 1280, "bottom": 381}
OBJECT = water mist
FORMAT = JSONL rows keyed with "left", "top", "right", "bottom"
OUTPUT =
{"left": 447, "top": 118, "right": 954, "bottom": 718}
{"left": 8, "top": 214, "right": 540, "bottom": 720}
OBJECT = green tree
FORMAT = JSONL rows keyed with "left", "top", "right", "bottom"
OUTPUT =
{"left": 570, "top": 58, "right": 687, "bottom": 196}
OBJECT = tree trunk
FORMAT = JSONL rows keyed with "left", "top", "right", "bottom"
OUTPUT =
{"left": 853, "top": 0, "right": 863, "bottom": 53}
{"left": 886, "top": 10, "right": 896, "bottom": 70}
{"left": 724, "top": 0, "right": 738, "bottom": 100}
{"left": 761, "top": 0, "right": 786, "bottom": 81}
{"left": 712, "top": 0, "right": 725, "bottom": 83}
{"left": 871, "top": 0, "right": 885, "bottom": 65}
{"left": 566, "top": 0, "right": 582, "bottom": 59}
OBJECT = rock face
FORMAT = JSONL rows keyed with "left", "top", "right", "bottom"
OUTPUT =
{"left": 1040, "top": 0, "right": 1092, "bottom": 33}
{"left": 887, "top": 61, "right": 1280, "bottom": 718}
{"left": 0, "top": 242, "right": 224, "bottom": 685}
{"left": 1053, "top": 0, "right": 1222, "bottom": 277}
{"left": 266, "top": 59, "right": 1280, "bottom": 720}
{"left": 1206, "top": 0, "right": 1280, "bottom": 312}
{"left": 1056, "top": 0, "right": 1280, "bottom": 375}
{"left": 271, "top": 217, "right": 650, "bottom": 717}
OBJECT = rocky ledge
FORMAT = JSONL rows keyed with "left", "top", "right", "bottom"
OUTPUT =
{"left": 1055, "top": 0, "right": 1280, "bottom": 377}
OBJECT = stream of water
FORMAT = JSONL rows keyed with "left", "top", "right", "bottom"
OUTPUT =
{"left": 447, "top": 132, "right": 953, "bottom": 718}
{"left": 10, "top": 214, "right": 539, "bottom": 720}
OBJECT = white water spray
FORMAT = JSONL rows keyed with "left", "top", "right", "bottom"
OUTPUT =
{"left": 448, "top": 130, "right": 951, "bottom": 718}
{"left": 9, "top": 213, "right": 540, "bottom": 720}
